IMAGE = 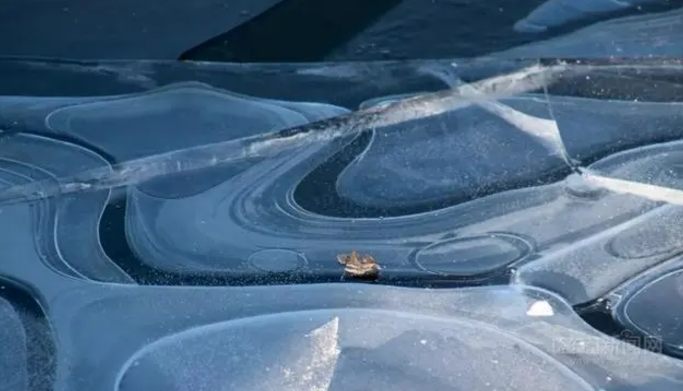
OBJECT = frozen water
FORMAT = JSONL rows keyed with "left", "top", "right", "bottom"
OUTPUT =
{"left": 0, "top": 62, "right": 567, "bottom": 204}
{"left": 611, "top": 266, "right": 683, "bottom": 357}
{"left": 0, "top": 296, "right": 28, "bottom": 391}
{"left": 513, "top": 139, "right": 683, "bottom": 304}
{"left": 503, "top": 6, "right": 683, "bottom": 58}
{"left": 5, "top": 55, "right": 683, "bottom": 391}
{"left": 337, "top": 92, "right": 683, "bottom": 208}
{"left": 502, "top": 6, "right": 683, "bottom": 58}
{"left": 43, "top": 283, "right": 683, "bottom": 391}
{"left": 0, "top": 134, "right": 133, "bottom": 285}
{"left": 513, "top": 0, "right": 666, "bottom": 33}
{"left": 117, "top": 314, "right": 342, "bottom": 391}
{"left": 2, "top": 58, "right": 683, "bottom": 298}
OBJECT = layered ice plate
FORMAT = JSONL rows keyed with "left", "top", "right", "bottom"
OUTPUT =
{"left": 3, "top": 14, "right": 683, "bottom": 390}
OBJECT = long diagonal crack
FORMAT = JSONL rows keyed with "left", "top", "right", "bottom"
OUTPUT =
{"left": 419, "top": 62, "right": 683, "bottom": 206}
{"left": 2, "top": 60, "right": 677, "bottom": 207}
{"left": 0, "top": 61, "right": 572, "bottom": 205}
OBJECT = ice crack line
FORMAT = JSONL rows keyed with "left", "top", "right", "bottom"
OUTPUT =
{"left": 0, "top": 61, "right": 571, "bottom": 204}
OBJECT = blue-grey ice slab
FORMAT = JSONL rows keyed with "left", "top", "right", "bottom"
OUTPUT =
{"left": 515, "top": 140, "right": 683, "bottom": 304}
{"left": 337, "top": 93, "right": 683, "bottom": 208}
{"left": 513, "top": 0, "right": 665, "bottom": 33}
{"left": 43, "top": 82, "right": 348, "bottom": 162}
{"left": 501, "top": 7, "right": 683, "bottom": 57}
{"left": 120, "top": 92, "right": 683, "bottom": 301}
{"left": 0, "top": 296, "right": 27, "bottom": 391}
{"left": 0, "top": 56, "right": 547, "bottom": 109}
{"left": 0, "top": 0, "right": 280, "bottom": 59}
{"left": 119, "top": 82, "right": 555, "bottom": 278}
{"left": 0, "top": 82, "right": 349, "bottom": 202}
{"left": 610, "top": 261, "right": 683, "bottom": 358}
{"left": 0, "top": 133, "right": 133, "bottom": 285}
{"left": 7, "top": 57, "right": 683, "bottom": 391}
{"left": 3, "top": 66, "right": 683, "bottom": 302}
{"left": 41, "top": 281, "right": 683, "bottom": 391}
{"left": 0, "top": 67, "right": 571, "bottom": 283}
{"left": 0, "top": 83, "right": 349, "bottom": 283}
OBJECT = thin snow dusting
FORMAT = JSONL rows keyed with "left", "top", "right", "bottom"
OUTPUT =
{"left": 281, "top": 317, "right": 340, "bottom": 391}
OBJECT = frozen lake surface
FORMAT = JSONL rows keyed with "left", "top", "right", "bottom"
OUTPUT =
{"left": 2, "top": 2, "right": 683, "bottom": 391}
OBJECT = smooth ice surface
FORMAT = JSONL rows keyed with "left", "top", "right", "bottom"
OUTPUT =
{"left": 0, "top": 0, "right": 280, "bottom": 59}
{"left": 45, "top": 283, "right": 683, "bottom": 391}
{"left": 44, "top": 82, "right": 346, "bottom": 161}
{"left": 44, "top": 82, "right": 349, "bottom": 198}
{"left": 0, "top": 62, "right": 566, "bottom": 204}
{"left": 0, "top": 134, "right": 132, "bottom": 285}
{"left": 336, "top": 93, "right": 561, "bottom": 207}
{"left": 117, "top": 311, "right": 592, "bottom": 391}
{"left": 4, "top": 59, "right": 683, "bottom": 301}
{"left": 6, "top": 58, "right": 683, "bottom": 390}
{"left": 513, "top": 0, "right": 664, "bottom": 33}
{"left": 337, "top": 94, "right": 683, "bottom": 208}
{"left": 502, "top": 7, "right": 683, "bottom": 57}
{"left": 611, "top": 266, "right": 683, "bottom": 357}
{"left": 117, "top": 314, "right": 342, "bottom": 391}
{"left": 514, "top": 140, "right": 683, "bottom": 304}
{"left": 114, "top": 64, "right": 572, "bottom": 277}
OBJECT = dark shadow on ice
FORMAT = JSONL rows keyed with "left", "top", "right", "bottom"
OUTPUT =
{"left": 0, "top": 278, "right": 55, "bottom": 391}
{"left": 179, "top": 0, "right": 404, "bottom": 62}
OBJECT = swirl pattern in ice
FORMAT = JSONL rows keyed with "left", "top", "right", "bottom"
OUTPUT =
{"left": 336, "top": 93, "right": 683, "bottom": 208}
{"left": 607, "top": 252, "right": 683, "bottom": 359}
{"left": 46, "top": 283, "right": 683, "bottom": 391}
{"left": 4, "top": 56, "right": 683, "bottom": 390}
{"left": 0, "top": 133, "right": 130, "bottom": 284}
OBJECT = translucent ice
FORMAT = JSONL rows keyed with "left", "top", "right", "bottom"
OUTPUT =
{"left": 336, "top": 94, "right": 683, "bottom": 208}
{"left": 612, "top": 266, "right": 683, "bottom": 358}
{"left": 501, "top": 7, "right": 683, "bottom": 58}
{"left": 515, "top": 140, "right": 683, "bottom": 304}
{"left": 7, "top": 34, "right": 683, "bottom": 391}
{"left": 513, "top": 0, "right": 666, "bottom": 33}
{"left": 0, "top": 133, "right": 133, "bottom": 284}
{"left": 0, "top": 62, "right": 567, "bottom": 205}
{"left": 0, "top": 297, "right": 27, "bottom": 391}
{"left": 45, "top": 283, "right": 683, "bottom": 391}
{"left": 580, "top": 168, "right": 683, "bottom": 205}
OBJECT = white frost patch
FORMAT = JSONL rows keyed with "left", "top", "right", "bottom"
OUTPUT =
{"left": 580, "top": 169, "right": 683, "bottom": 206}
{"left": 419, "top": 63, "right": 573, "bottom": 167}
{"left": 527, "top": 300, "right": 555, "bottom": 317}
{"left": 281, "top": 316, "right": 341, "bottom": 391}
{"left": 0, "top": 62, "right": 570, "bottom": 204}
{"left": 476, "top": 97, "right": 571, "bottom": 165}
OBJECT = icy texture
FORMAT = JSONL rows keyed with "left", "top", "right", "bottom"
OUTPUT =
{"left": 611, "top": 264, "right": 683, "bottom": 357}
{"left": 1, "top": 59, "right": 683, "bottom": 299}
{"left": 503, "top": 6, "right": 683, "bottom": 57}
{"left": 44, "top": 283, "right": 683, "bottom": 391}
{"left": 0, "top": 296, "right": 28, "bottom": 391}
{"left": 44, "top": 82, "right": 346, "bottom": 162}
{"left": 118, "top": 64, "right": 571, "bottom": 278}
{"left": 0, "top": 134, "right": 132, "bottom": 284}
{"left": 336, "top": 93, "right": 683, "bottom": 207}
{"left": 513, "top": 140, "right": 683, "bottom": 304}
{"left": 5, "top": 57, "right": 683, "bottom": 389}
{"left": 513, "top": 0, "right": 664, "bottom": 33}
{"left": 44, "top": 82, "right": 349, "bottom": 199}
{"left": 0, "top": 63, "right": 564, "bottom": 204}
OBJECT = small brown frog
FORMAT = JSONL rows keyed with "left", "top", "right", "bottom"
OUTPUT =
{"left": 336, "top": 250, "right": 381, "bottom": 281}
